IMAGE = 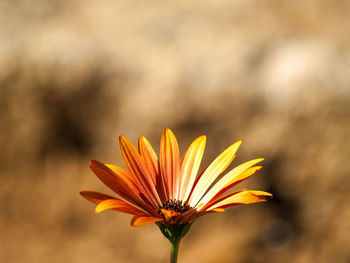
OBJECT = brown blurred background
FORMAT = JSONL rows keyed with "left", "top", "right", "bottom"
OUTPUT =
{"left": 1, "top": 0, "right": 349, "bottom": 262}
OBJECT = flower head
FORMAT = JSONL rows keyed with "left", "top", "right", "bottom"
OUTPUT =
{"left": 81, "top": 129, "right": 271, "bottom": 228}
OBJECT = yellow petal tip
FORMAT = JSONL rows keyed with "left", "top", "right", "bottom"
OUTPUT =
{"left": 251, "top": 190, "right": 272, "bottom": 197}
{"left": 212, "top": 208, "right": 225, "bottom": 213}
{"left": 164, "top": 128, "right": 175, "bottom": 136}
{"left": 230, "top": 140, "right": 243, "bottom": 150}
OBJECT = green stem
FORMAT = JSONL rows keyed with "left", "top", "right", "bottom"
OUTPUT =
{"left": 156, "top": 223, "right": 192, "bottom": 263}
{"left": 170, "top": 238, "right": 181, "bottom": 263}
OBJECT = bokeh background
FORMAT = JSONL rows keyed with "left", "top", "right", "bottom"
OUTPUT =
{"left": 1, "top": 0, "right": 349, "bottom": 262}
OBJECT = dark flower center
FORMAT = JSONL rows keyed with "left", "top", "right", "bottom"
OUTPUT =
{"left": 158, "top": 199, "right": 191, "bottom": 214}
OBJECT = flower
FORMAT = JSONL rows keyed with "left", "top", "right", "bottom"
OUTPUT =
{"left": 80, "top": 128, "right": 271, "bottom": 228}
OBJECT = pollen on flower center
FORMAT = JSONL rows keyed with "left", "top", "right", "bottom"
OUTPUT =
{"left": 158, "top": 199, "right": 191, "bottom": 214}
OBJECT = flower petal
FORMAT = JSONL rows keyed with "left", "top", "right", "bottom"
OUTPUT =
{"left": 130, "top": 215, "right": 163, "bottom": 227}
{"left": 119, "top": 136, "right": 161, "bottom": 206}
{"left": 212, "top": 208, "right": 225, "bottom": 212}
{"left": 196, "top": 159, "right": 264, "bottom": 208}
{"left": 138, "top": 136, "right": 166, "bottom": 202}
{"left": 90, "top": 160, "right": 158, "bottom": 216}
{"left": 138, "top": 136, "right": 159, "bottom": 185}
{"left": 175, "top": 209, "right": 197, "bottom": 224}
{"left": 80, "top": 191, "right": 117, "bottom": 205}
{"left": 105, "top": 164, "right": 138, "bottom": 188}
{"left": 178, "top": 135, "right": 206, "bottom": 201}
{"left": 95, "top": 199, "right": 146, "bottom": 215}
{"left": 188, "top": 140, "right": 242, "bottom": 207}
{"left": 205, "top": 190, "right": 272, "bottom": 211}
{"left": 161, "top": 209, "right": 181, "bottom": 222}
{"left": 160, "top": 128, "right": 180, "bottom": 200}
{"left": 90, "top": 160, "right": 138, "bottom": 202}
{"left": 177, "top": 209, "right": 222, "bottom": 224}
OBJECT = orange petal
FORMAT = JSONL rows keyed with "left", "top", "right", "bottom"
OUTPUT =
{"left": 138, "top": 136, "right": 166, "bottom": 202}
{"left": 175, "top": 209, "right": 198, "bottom": 224}
{"left": 90, "top": 160, "right": 158, "bottom": 216}
{"left": 206, "top": 190, "right": 272, "bottom": 210}
{"left": 95, "top": 199, "right": 146, "bottom": 215}
{"left": 138, "top": 136, "right": 159, "bottom": 185}
{"left": 105, "top": 164, "right": 139, "bottom": 190}
{"left": 80, "top": 191, "right": 117, "bottom": 205}
{"left": 161, "top": 209, "right": 182, "bottom": 221}
{"left": 178, "top": 135, "right": 206, "bottom": 201}
{"left": 119, "top": 136, "right": 161, "bottom": 206}
{"left": 212, "top": 208, "right": 225, "bottom": 212}
{"left": 160, "top": 128, "right": 180, "bottom": 200}
{"left": 188, "top": 140, "right": 242, "bottom": 207}
{"left": 90, "top": 160, "right": 138, "bottom": 201}
{"left": 130, "top": 215, "right": 163, "bottom": 227}
{"left": 197, "top": 159, "right": 264, "bottom": 208}
{"left": 177, "top": 209, "right": 220, "bottom": 224}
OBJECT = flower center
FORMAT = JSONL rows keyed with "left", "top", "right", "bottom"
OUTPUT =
{"left": 159, "top": 199, "right": 191, "bottom": 214}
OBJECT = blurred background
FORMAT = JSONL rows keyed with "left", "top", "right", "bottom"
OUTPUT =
{"left": 1, "top": 0, "right": 349, "bottom": 262}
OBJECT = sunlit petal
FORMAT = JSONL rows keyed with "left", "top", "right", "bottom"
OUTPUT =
{"left": 189, "top": 140, "right": 242, "bottom": 207}
{"left": 160, "top": 128, "right": 180, "bottom": 200}
{"left": 178, "top": 135, "right": 206, "bottom": 201}
{"left": 95, "top": 199, "right": 146, "bottom": 215}
{"left": 130, "top": 215, "right": 163, "bottom": 227}
{"left": 206, "top": 190, "right": 272, "bottom": 211}
{"left": 197, "top": 159, "right": 264, "bottom": 207}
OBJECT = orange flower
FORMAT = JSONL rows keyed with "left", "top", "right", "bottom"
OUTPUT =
{"left": 80, "top": 128, "right": 271, "bottom": 228}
